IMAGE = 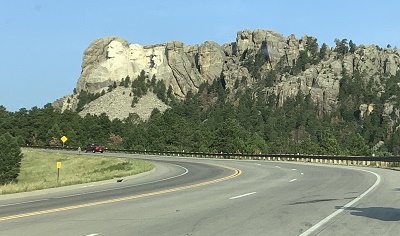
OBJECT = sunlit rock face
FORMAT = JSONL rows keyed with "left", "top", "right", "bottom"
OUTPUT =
{"left": 76, "top": 37, "right": 132, "bottom": 94}
{"left": 55, "top": 29, "right": 400, "bottom": 121}
{"left": 76, "top": 37, "right": 214, "bottom": 98}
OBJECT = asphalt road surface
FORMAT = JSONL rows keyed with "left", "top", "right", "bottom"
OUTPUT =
{"left": 1, "top": 152, "right": 400, "bottom": 236}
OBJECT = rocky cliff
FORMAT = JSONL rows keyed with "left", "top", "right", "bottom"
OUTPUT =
{"left": 53, "top": 29, "right": 400, "bottom": 121}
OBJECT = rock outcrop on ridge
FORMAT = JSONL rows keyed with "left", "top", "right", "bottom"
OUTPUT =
{"left": 53, "top": 29, "right": 400, "bottom": 121}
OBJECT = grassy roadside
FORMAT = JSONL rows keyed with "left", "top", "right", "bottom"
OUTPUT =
{"left": 0, "top": 149, "right": 154, "bottom": 195}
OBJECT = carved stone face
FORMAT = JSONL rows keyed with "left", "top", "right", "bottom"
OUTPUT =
{"left": 147, "top": 47, "right": 164, "bottom": 69}
{"left": 129, "top": 44, "right": 144, "bottom": 61}
{"left": 106, "top": 41, "right": 124, "bottom": 59}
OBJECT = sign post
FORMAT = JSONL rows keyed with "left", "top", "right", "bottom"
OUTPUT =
{"left": 57, "top": 162, "right": 61, "bottom": 183}
{"left": 61, "top": 136, "right": 68, "bottom": 147}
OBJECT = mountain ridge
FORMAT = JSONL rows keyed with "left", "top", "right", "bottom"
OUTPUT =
{"left": 52, "top": 28, "right": 400, "bottom": 122}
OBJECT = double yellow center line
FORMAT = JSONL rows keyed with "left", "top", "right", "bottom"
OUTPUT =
{"left": 0, "top": 164, "right": 241, "bottom": 221}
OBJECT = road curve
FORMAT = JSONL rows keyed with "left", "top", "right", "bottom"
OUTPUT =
{"left": 0, "top": 154, "right": 238, "bottom": 220}
{"left": 1, "top": 152, "right": 400, "bottom": 236}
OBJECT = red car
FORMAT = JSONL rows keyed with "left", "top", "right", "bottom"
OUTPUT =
{"left": 85, "top": 144, "right": 105, "bottom": 153}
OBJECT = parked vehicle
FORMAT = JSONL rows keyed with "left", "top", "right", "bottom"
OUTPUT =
{"left": 85, "top": 144, "right": 105, "bottom": 153}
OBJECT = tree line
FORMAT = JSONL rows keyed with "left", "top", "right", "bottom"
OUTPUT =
{"left": 1, "top": 72, "right": 396, "bottom": 157}
{"left": 1, "top": 37, "right": 399, "bottom": 183}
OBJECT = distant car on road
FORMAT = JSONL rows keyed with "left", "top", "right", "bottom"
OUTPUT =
{"left": 85, "top": 144, "right": 105, "bottom": 153}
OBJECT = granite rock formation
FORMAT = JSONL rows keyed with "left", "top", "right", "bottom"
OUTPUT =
{"left": 53, "top": 29, "right": 400, "bottom": 121}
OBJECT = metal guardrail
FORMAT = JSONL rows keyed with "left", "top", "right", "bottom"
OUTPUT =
{"left": 24, "top": 145, "right": 400, "bottom": 168}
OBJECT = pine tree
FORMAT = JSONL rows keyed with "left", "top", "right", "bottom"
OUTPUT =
{"left": 0, "top": 133, "right": 23, "bottom": 184}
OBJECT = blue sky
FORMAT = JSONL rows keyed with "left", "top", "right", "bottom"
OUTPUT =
{"left": 1, "top": 0, "right": 399, "bottom": 112}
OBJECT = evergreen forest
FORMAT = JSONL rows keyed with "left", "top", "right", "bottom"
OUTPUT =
{"left": 1, "top": 73, "right": 399, "bottom": 157}
{"left": 2, "top": 39, "right": 400, "bottom": 157}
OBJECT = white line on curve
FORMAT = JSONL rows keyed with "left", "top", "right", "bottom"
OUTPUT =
{"left": 0, "top": 163, "right": 189, "bottom": 208}
{"left": 0, "top": 198, "right": 50, "bottom": 207}
{"left": 229, "top": 192, "right": 257, "bottom": 200}
{"left": 53, "top": 164, "right": 189, "bottom": 199}
{"left": 289, "top": 179, "right": 297, "bottom": 182}
{"left": 299, "top": 168, "right": 381, "bottom": 236}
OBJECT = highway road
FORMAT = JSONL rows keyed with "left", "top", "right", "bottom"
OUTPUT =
{"left": 1, "top": 152, "right": 400, "bottom": 236}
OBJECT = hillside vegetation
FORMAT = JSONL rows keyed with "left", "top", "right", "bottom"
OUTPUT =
{"left": 1, "top": 69, "right": 399, "bottom": 156}
{"left": 2, "top": 32, "right": 400, "bottom": 156}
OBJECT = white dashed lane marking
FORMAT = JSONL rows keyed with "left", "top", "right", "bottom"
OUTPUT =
{"left": 229, "top": 192, "right": 257, "bottom": 200}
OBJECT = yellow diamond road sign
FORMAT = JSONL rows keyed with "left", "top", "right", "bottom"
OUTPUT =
{"left": 61, "top": 136, "right": 68, "bottom": 143}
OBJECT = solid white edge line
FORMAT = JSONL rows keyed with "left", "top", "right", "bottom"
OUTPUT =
{"left": 299, "top": 168, "right": 381, "bottom": 236}
{"left": 0, "top": 163, "right": 189, "bottom": 208}
{"left": 229, "top": 192, "right": 257, "bottom": 200}
{"left": 53, "top": 164, "right": 189, "bottom": 199}
{"left": 0, "top": 198, "right": 50, "bottom": 207}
